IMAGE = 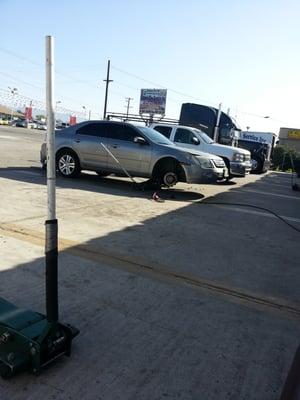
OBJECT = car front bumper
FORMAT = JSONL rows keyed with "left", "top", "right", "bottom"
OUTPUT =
{"left": 183, "top": 163, "right": 229, "bottom": 184}
{"left": 230, "top": 161, "right": 252, "bottom": 177}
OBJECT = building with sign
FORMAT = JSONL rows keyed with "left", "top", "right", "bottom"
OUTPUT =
{"left": 279, "top": 127, "right": 300, "bottom": 151}
{"left": 0, "top": 104, "right": 23, "bottom": 119}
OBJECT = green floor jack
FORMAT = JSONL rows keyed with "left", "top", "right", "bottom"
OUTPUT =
{"left": 0, "top": 36, "right": 79, "bottom": 378}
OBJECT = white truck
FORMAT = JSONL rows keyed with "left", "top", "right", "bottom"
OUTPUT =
{"left": 238, "top": 131, "right": 278, "bottom": 173}
{"left": 150, "top": 123, "right": 252, "bottom": 178}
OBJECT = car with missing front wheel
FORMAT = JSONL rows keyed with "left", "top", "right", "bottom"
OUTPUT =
{"left": 40, "top": 121, "right": 228, "bottom": 187}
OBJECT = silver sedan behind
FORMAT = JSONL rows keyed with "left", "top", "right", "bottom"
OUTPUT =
{"left": 40, "top": 121, "right": 228, "bottom": 186}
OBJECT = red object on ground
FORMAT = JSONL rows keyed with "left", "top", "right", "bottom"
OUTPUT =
{"left": 152, "top": 192, "right": 164, "bottom": 202}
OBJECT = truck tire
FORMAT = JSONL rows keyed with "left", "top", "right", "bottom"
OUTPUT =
{"left": 251, "top": 157, "right": 263, "bottom": 173}
{"left": 56, "top": 149, "right": 81, "bottom": 178}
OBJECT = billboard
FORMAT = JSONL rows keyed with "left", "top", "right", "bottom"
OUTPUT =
{"left": 24, "top": 106, "right": 32, "bottom": 120}
{"left": 139, "top": 89, "right": 167, "bottom": 115}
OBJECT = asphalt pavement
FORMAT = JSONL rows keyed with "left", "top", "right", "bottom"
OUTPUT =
{"left": 0, "top": 125, "right": 299, "bottom": 400}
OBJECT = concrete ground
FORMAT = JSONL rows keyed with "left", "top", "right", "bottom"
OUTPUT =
{"left": 0, "top": 125, "right": 299, "bottom": 400}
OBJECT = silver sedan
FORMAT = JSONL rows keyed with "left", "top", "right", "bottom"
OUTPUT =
{"left": 40, "top": 121, "right": 228, "bottom": 186}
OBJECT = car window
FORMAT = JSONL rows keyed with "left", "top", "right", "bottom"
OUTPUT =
{"left": 76, "top": 123, "right": 106, "bottom": 137}
{"left": 106, "top": 124, "right": 137, "bottom": 141}
{"left": 153, "top": 126, "right": 172, "bottom": 138}
{"left": 174, "top": 128, "right": 195, "bottom": 144}
{"left": 138, "top": 127, "right": 173, "bottom": 145}
{"left": 192, "top": 129, "right": 214, "bottom": 144}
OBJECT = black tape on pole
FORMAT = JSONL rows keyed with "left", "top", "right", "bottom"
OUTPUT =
{"left": 45, "top": 219, "right": 58, "bottom": 323}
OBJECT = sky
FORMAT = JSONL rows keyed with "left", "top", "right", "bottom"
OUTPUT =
{"left": 0, "top": 0, "right": 299, "bottom": 133}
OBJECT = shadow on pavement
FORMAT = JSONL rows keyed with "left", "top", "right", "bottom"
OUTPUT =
{"left": 0, "top": 169, "right": 299, "bottom": 399}
{"left": 0, "top": 167, "right": 205, "bottom": 202}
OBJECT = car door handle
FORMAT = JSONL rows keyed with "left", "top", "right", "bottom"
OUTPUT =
{"left": 112, "top": 144, "right": 118, "bottom": 148}
{"left": 75, "top": 139, "right": 80, "bottom": 143}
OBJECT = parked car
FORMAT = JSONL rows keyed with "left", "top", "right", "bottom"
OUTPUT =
{"left": 0, "top": 118, "right": 9, "bottom": 125}
{"left": 40, "top": 121, "right": 228, "bottom": 186}
{"left": 12, "top": 119, "right": 27, "bottom": 127}
{"left": 56, "top": 122, "right": 69, "bottom": 130}
{"left": 11, "top": 119, "right": 36, "bottom": 129}
{"left": 36, "top": 122, "right": 47, "bottom": 130}
{"left": 150, "top": 123, "right": 252, "bottom": 178}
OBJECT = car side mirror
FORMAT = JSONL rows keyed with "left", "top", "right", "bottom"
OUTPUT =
{"left": 134, "top": 136, "right": 147, "bottom": 145}
{"left": 192, "top": 137, "right": 200, "bottom": 145}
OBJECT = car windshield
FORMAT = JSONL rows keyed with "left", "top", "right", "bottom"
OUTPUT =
{"left": 192, "top": 128, "right": 215, "bottom": 144}
{"left": 138, "top": 126, "right": 174, "bottom": 145}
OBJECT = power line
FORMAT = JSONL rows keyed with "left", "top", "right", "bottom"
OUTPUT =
{"left": 0, "top": 87, "right": 89, "bottom": 117}
{"left": 0, "top": 70, "right": 98, "bottom": 113}
{"left": 0, "top": 46, "right": 287, "bottom": 122}
{"left": 111, "top": 64, "right": 219, "bottom": 106}
{"left": 111, "top": 64, "right": 282, "bottom": 120}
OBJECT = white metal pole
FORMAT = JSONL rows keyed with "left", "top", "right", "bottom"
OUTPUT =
{"left": 46, "top": 36, "right": 56, "bottom": 220}
{"left": 213, "top": 102, "right": 222, "bottom": 142}
{"left": 45, "top": 35, "right": 58, "bottom": 323}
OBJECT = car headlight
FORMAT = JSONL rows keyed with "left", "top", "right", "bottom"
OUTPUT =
{"left": 233, "top": 153, "right": 245, "bottom": 162}
{"left": 212, "top": 159, "right": 225, "bottom": 168}
{"left": 197, "top": 158, "right": 214, "bottom": 168}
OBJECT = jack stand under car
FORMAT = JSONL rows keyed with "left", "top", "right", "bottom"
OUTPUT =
{"left": 0, "top": 36, "right": 79, "bottom": 378}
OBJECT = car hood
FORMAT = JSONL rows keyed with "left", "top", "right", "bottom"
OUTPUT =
{"left": 209, "top": 143, "right": 250, "bottom": 156}
{"left": 166, "top": 144, "right": 223, "bottom": 160}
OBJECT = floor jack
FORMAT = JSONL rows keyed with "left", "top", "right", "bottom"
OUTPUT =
{"left": 0, "top": 36, "right": 79, "bottom": 378}
{"left": 0, "top": 286, "right": 79, "bottom": 378}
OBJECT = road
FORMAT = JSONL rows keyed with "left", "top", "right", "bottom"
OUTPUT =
{"left": 0, "top": 125, "right": 300, "bottom": 399}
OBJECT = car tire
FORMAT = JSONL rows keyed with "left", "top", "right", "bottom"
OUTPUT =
{"left": 251, "top": 157, "right": 263, "bottom": 173}
{"left": 56, "top": 149, "right": 81, "bottom": 178}
{"left": 96, "top": 171, "right": 110, "bottom": 177}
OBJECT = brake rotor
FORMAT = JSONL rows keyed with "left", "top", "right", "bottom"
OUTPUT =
{"left": 163, "top": 172, "right": 178, "bottom": 187}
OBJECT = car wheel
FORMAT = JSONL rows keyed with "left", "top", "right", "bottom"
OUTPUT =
{"left": 96, "top": 171, "right": 110, "bottom": 177}
{"left": 56, "top": 150, "right": 81, "bottom": 178}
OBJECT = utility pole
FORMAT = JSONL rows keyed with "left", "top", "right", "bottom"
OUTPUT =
{"left": 125, "top": 97, "right": 133, "bottom": 120}
{"left": 103, "top": 59, "right": 113, "bottom": 120}
{"left": 82, "top": 105, "right": 87, "bottom": 120}
{"left": 8, "top": 86, "right": 18, "bottom": 121}
{"left": 213, "top": 103, "right": 222, "bottom": 142}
